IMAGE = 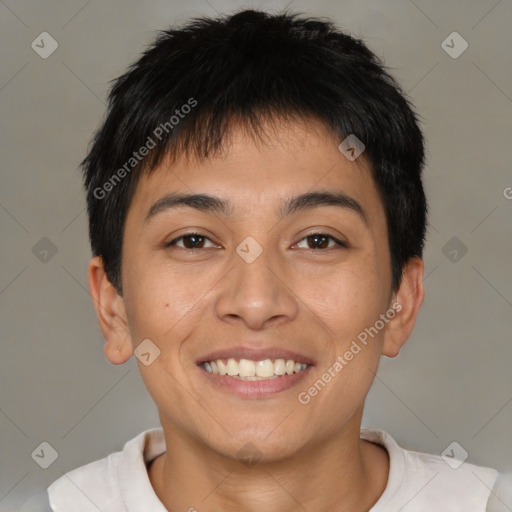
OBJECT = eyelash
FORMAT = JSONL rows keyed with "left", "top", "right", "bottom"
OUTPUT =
{"left": 165, "top": 232, "right": 348, "bottom": 252}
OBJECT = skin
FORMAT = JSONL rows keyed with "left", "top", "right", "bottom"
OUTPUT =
{"left": 89, "top": 116, "right": 424, "bottom": 512}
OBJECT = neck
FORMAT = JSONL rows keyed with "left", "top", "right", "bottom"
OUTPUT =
{"left": 148, "top": 417, "right": 389, "bottom": 512}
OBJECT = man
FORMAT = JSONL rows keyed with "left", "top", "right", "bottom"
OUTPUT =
{"left": 31, "top": 8, "right": 508, "bottom": 511}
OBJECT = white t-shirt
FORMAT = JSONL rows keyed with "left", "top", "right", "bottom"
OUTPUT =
{"left": 24, "top": 428, "right": 511, "bottom": 511}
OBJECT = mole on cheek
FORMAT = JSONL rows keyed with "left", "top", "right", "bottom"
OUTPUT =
{"left": 165, "top": 303, "right": 169, "bottom": 308}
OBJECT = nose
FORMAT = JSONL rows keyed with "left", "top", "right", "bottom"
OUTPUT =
{"left": 214, "top": 244, "right": 299, "bottom": 330}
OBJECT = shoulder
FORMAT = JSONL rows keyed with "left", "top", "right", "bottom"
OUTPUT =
{"left": 46, "top": 428, "right": 164, "bottom": 511}
{"left": 486, "top": 471, "right": 512, "bottom": 512}
{"left": 47, "top": 450, "right": 124, "bottom": 511}
{"left": 361, "top": 428, "right": 499, "bottom": 511}
{"left": 405, "top": 446, "right": 498, "bottom": 497}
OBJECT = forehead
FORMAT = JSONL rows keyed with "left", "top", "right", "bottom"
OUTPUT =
{"left": 128, "top": 117, "right": 385, "bottom": 228}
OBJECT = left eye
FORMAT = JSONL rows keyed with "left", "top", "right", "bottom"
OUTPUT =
{"left": 295, "top": 233, "right": 346, "bottom": 250}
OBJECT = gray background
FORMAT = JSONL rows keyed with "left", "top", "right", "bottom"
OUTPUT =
{"left": 1, "top": 0, "right": 511, "bottom": 509}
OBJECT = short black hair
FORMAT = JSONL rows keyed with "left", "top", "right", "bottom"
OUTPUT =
{"left": 82, "top": 8, "right": 427, "bottom": 295}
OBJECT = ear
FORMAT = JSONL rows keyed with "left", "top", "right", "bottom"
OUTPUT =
{"left": 382, "top": 257, "right": 425, "bottom": 358}
{"left": 88, "top": 256, "right": 133, "bottom": 365}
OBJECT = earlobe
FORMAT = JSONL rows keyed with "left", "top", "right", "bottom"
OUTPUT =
{"left": 382, "top": 257, "right": 425, "bottom": 358}
{"left": 88, "top": 256, "right": 133, "bottom": 365}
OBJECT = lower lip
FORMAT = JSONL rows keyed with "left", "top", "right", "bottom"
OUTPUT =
{"left": 197, "top": 364, "right": 314, "bottom": 398}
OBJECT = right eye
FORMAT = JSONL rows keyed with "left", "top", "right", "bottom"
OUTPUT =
{"left": 165, "top": 233, "right": 218, "bottom": 251}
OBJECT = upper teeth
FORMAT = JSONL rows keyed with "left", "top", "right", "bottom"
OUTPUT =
{"left": 201, "top": 358, "right": 308, "bottom": 378}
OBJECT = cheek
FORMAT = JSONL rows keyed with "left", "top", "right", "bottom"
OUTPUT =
{"left": 305, "top": 252, "right": 388, "bottom": 340}
{"left": 319, "top": 255, "right": 390, "bottom": 395}
{"left": 304, "top": 264, "right": 387, "bottom": 412}
{"left": 122, "top": 260, "right": 204, "bottom": 342}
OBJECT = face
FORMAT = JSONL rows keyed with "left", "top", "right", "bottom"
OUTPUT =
{"left": 117, "top": 118, "right": 397, "bottom": 461}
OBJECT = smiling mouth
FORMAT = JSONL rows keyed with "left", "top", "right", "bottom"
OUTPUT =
{"left": 198, "top": 357, "right": 310, "bottom": 380}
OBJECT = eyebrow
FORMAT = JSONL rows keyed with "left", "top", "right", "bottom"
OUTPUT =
{"left": 144, "top": 190, "right": 369, "bottom": 227}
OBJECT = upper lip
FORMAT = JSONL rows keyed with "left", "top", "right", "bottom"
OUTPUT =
{"left": 196, "top": 346, "right": 315, "bottom": 365}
